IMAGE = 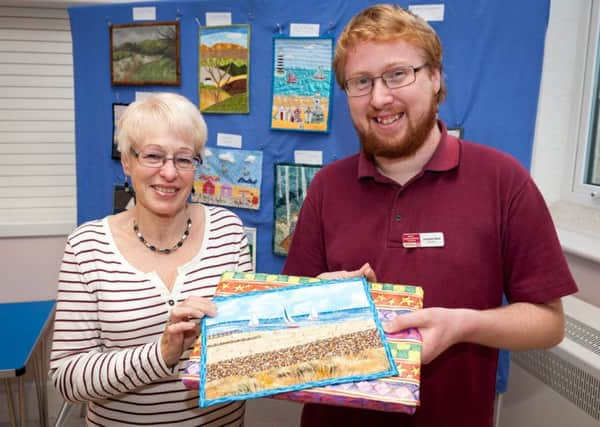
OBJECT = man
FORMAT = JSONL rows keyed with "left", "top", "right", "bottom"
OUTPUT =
{"left": 283, "top": 4, "right": 577, "bottom": 427}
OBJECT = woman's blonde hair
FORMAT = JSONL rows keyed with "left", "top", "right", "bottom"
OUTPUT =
{"left": 116, "top": 92, "right": 207, "bottom": 155}
{"left": 333, "top": 4, "right": 446, "bottom": 104}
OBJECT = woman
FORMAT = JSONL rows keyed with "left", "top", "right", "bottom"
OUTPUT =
{"left": 50, "top": 93, "right": 252, "bottom": 426}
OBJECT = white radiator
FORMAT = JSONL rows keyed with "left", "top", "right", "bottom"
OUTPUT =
{"left": 500, "top": 296, "right": 600, "bottom": 427}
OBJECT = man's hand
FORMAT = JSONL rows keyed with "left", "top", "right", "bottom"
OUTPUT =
{"left": 317, "top": 262, "right": 377, "bottom": 282}
{"left": 384, "top": 307, "right": 464, "bottom": 364}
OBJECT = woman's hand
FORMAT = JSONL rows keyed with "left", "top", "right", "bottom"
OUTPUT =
{"left": 317, "top": 262, "right": 377, "bottom": 282}
{"left": 160, "top": 296, "right": 217, "bottom": 367}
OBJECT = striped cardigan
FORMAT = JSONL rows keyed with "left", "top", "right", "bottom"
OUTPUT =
{"left": 50, "top": 206, "right": 252, "bottom": 426}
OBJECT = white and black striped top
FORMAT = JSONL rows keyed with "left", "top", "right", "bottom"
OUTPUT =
{"left": 50, "top": 206, "right": 252, "bottom": 426}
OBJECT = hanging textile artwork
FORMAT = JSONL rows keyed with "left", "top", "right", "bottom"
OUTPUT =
{"left": 198, "top": 24, "right": 250, "bottom": 113}
{"left": 243, "top": 226, "right": 257, "bottom": 271}
{"left": 273, "top": 163, "right": 321, "bottom": 255}
{"left": 270, "top": 37, "right": 334, "bottom": 132}
{"left": 192, "top": 147, "right": 262, "bottom": 210}
{"left": 110, "top": 21, "right": 180, "bottom": 86}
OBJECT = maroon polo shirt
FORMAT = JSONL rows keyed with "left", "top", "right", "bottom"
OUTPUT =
{"left": 283, "top": 122, "right": 577, "bottom": 427}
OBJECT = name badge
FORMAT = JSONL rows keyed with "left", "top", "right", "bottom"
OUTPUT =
{"left": 402, "top": 232, "right": 445, "bottom": 248}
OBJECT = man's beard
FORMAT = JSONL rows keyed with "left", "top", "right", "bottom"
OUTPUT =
{"left": 357, "top": 100, "right": 438, "bottom": 160}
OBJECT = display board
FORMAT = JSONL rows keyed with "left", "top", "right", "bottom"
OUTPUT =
{"left": 68, "top": 0, "right": 549, "bottom": 277}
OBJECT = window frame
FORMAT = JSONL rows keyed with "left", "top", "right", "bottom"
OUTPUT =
{"left": 569, "top": 0, "right": 600, "bottom": 206}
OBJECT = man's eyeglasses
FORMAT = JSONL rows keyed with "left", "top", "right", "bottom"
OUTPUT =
{"left": 344, "top": 64, "right": 429, "bottom": 97}
{"left": 130, "top": 147, "right": 202, "bottom": 171}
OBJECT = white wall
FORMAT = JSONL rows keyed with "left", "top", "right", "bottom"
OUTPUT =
{"left": 0, "top": 236, "right": 65, "bottom": 302}
{"left": 566, "top": 253, "right": 600, "bottom": 307}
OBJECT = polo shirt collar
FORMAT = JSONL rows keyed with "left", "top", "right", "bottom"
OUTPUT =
{"left": 357, "top": 120, "right": 460, "bottom": 180}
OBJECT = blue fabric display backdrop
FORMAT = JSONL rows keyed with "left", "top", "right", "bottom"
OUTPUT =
{"left": 69, "top": 0, "right": 550, "bottom": 396}
{"left": 69, "top": 0, "right": 549, "bottom": 275}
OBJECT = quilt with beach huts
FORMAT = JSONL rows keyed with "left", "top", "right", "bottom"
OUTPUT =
{"left": 270, "top": 37, "right": 333, "bottom": 132}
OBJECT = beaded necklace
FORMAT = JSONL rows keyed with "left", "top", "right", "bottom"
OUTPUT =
{"left": 133, "top": 218, "right": 192, "bottom": 254}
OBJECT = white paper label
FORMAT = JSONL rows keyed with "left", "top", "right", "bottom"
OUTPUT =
{"left": 133, "top": 7, "right": 156, "bottom": 21}
{"left": 135, "top": 91, "right": 153, "bottom": 101}
{"left": 289, "top": 23, "right": 320, "bottom": 37}
{"left": 206, "top": 12, "right": 232, "bottom": 27}
{"left": 294, "top": 150, "right": 323, "bottom": 165}
{"left": 408, "top": 4, "right": 445, "bottom": 22}
{"left": 217, "top": 133, "right": 242, "bottom": 148}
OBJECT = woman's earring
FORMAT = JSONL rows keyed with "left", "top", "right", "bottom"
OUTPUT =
{"left": 124, "top": 177, "right": 131, "bottom": 193}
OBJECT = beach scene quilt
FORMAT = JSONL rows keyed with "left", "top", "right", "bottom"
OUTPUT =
{"left": 196, "top": 277, "right": 397, "bottom": 407}
{"left": 183, "top": 272, "right": 423, "bottom": 413}
{"left": 270, "top": 37, "right": 334, "bottom": 132}
{"left": 192, "top": 147, "right": 262, "bottom": 210}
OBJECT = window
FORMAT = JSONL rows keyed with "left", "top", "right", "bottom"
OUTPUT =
{"left": 570, "top": 0, "right": 600, "bottom": 204}
{"left": 583, "top": 45, "right": 600, "bottom": 189}
{"left": 588, "top": 133, "right": 600, "bottom": 186}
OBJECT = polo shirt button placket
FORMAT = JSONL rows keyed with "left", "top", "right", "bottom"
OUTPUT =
{"left": 395, "top": 214, "right": 402, "bottom": 222}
